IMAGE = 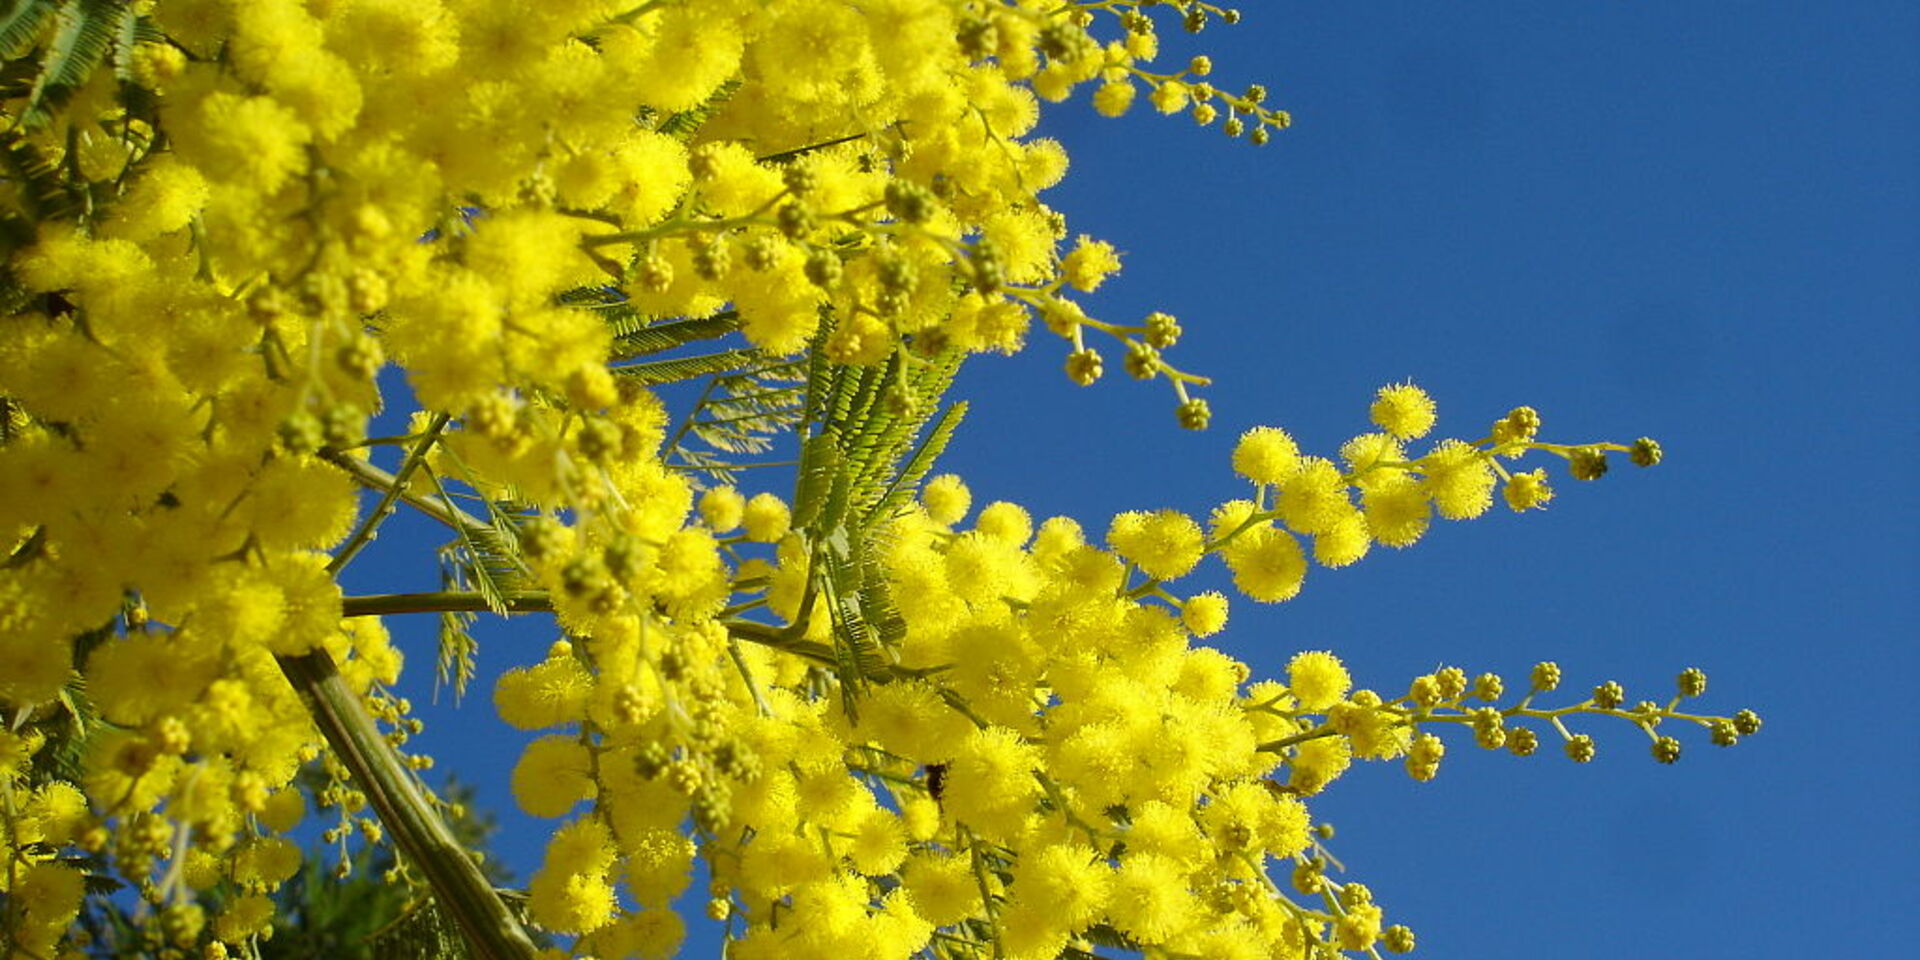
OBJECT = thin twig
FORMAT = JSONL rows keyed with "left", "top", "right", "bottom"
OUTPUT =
{"left": 327, "top": 413, "right": 450, "bottom": 575}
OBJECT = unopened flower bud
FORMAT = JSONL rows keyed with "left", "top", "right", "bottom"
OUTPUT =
{"left": 1592, "top": 681, "right": 1625, "bottom": 710}
{"left": 1677, "top": 667, "right": 1708, "bottom": 698}
{"left": 1176, "top": 397, "right": 1211, "bottom": 431}
{"left": 1569, "top": 446, "right": 1609, "bottom": 481}
{"left": 1065, "top": 348, "right": 1103, "bottom": 386}
{"left": 1565, "top": 734, "right": 1596, "bottom": 763}
{"left": 1530, "top": 661, "right": 1562, "bottom": 692}
{"left": 1651, "top": 736, "right": 1682, "bottom": 764}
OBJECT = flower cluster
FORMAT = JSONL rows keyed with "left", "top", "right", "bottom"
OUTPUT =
{"left": 0, "top": 2, "right": 1749, "bottom": 959}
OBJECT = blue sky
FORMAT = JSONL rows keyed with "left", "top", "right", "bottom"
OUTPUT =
{"left": 353, "top": 3, "right": 1917, "bottom": 957}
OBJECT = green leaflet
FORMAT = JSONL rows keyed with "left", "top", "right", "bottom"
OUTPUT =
{"left": 608, "top": 310, "right": 741, "bottom": 360}
{"left": 611, "top": 346, "right": 762, "bottom": 386}
{"left": 869, "top": 399, "right": 966, "bottom": 527}
{"left": 436, "top": 607, "right": 480, "bottom": 702}
{"left": 789, "top": 432, "right": 840, "bottom": 530}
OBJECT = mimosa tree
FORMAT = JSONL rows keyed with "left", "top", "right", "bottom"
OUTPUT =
{"left": 0, "top": 2, "right": 1759, "bottom": 959}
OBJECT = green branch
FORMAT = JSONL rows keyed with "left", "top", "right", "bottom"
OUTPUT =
{"left": 276, "top": 650, "right": 539, "bottom": 960}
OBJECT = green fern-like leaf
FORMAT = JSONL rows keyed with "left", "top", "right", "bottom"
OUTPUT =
{"left": 867, "top": 399, "right": 966, "bottom": 526}
{"left": 612, "top": 346, "right": 762, "bottom": 386}
{"left": 0, "top": 0, "right": 57, "bottom": 59}
{"left": 608, "top": 310, "right": 741, "bottom": 359}
{"left": 436, "top": 608, "right": 479, "bottom": 702}
{"left": 790, "top": 432, "right": 840, "bottom": 530}
{"left": 18, "top": 0, "right": 128, "bottom": 132}
{"left": 662, "top": 357, "right": 806, "bottom": 479}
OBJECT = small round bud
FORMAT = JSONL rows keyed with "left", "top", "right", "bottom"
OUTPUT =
{"left": 1383, "top": 925, "right": 1416, "bottom": 954}
{"left": 1732, "top": 708, "right": 1763, "bottom": 736}
{"left": 1408, "top": 675, "right": 1442, "bottom": 708}
{"left": 1592, "top": 681, "right": 1626, "bottom": 710}
{"left": 1223, "top": 9, "right": 1243, "bottom": 25}
{"left": 1435, "top": 667, "right": 1468, "bottom": 701}
{"left": 277, "top": 410, "right": 324, "bottom": 454}
{"left": 634, "top": 741, "right": 670, "bottom": 779}
{"left": 1183, "top": 6, "right": 1208, "bottom": 32}
{"left": 883, "top": 180, "right": 934, "bottom": 224}
{"left": 776, "top": 202, "right": 813, "bottom": 240}
{"left": 1564, "top": 734, "right": 1596, "bottom": 763}
{"left": 1506, "top": 726, "right": 1540, "bottom": 757}
{"left": 1249, "top": 126, "right": 1271, "bottom": 146}
{"left": 1406, "top": 733, "right": 1444, "bottom": 781}
{"left": 1491, "top": 406, "right": 1540, "bottom": 448}
{"left": 1065, "top": 348, "right": 1104, "bottom": 386}
{"left": 1472, "top": 672, "right": 1504, "bottom": 701}
{"left": 518, "top": 517, "right": 565, "bottom": 561}
{"left": 876, "top": 250, "right": 917, "bottom": 293}
{"left": 635, "top": 253, "right": 673, "bottom": 293}
{"left": 1569, "top": 446, "right": 1610, "bottom": 481}
{"left": 1143, "top": 311, "right": 1182, "bottom": 348}
{"left": 1291, "top": 860, "right": 1323, "bottom": 894}
{"left": 1123, "top": 340, "right": 1160, "bottom": 380}
{"left": 705, "top": 897, "right": 732, "bottom": 922}
{"left": 1192, "top": 102, "right": 1218, "bottom": 126}
{"left": 1176, "top": 397, "right": 1211, "bottom": 431}
{"left": 1709, "top": 720, "right": 1739, "bottom": 747}
{"left": 1651, "top": 736, "right": 1682, "bottom": 764}
{"left": 803, "top": 248, "right": 842, "bottom": 288}
{"left": 957, "top": 18, "right": 998, "bottom": 60}
{"left": 693, "top": 236, "right": 732, "bottom": 280}
{"left": 1472, "top": 709, "right": 1506, "bottom": 750}
{"left": 554, "top": 412, "right": 619, "bottom": 464}
{"left": 1630, "top": 437, "right": 1663, "bottom": 467}
{"left": 322, "top": 403, "right": 365, "bottom": 449}
{"left": 1245, "top": 83, "right": 1269, "bottom": 105}
{"left": 1530, "top": 661, "right": 1562, "bottom": 692}
{"left": 335, "top": 335, "right": 384, "bottom": 379}
{"left": 743, "top": 235, "right": 782, "bottom": 271}
{"left": 1189, "top": 56, "right": 1213, "bottom": 77}
{"left": 968, "top": 239, "right": 1004, "bottom": 294}
{"left": 1677, "top": 667, "right": 1708, "bottom": 699}
{"left": 1222, "top": 116, "right": 1246, "bottom": 138}
{"left": 781, "top": 163, "right": 815, "bottom": 197}
{"left": 1315, "top": 822, "right": 1335, "bottom": 840}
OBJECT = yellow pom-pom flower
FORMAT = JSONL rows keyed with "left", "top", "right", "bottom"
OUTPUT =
{"left": 1421, "top": 439, "right": 1497, "bottom": 520}
{"left": 975, "top": 500, "right": 1033, "bottom": 545}
{"left": 1224, "top": 526, "right": 1307, "bottom": 603}
{"left": 1180, "top": 591, "right": 1230, "bottom": 637}
{"left": 1233, "top": 426, "right": 1303, "bottom": 485}
{"left": 1370, "top": 382, "right": 1438, "bottom": 440}
{"left": 1061, "top": 235, "right": 1122, "bottom": 292}
{"left": 1287, "top": 651, "right": 1352, "bottom": 711}
{"left": 1107, "top": 509, "right": 1206, "bottom": 581}
{"left": 742, "top": 493, "right": 792, "bottom": 542}
{"left": 511, "top": 735, "right": 595, "bottom": 817}
{"left": 698, "top": 485, "right": 747, "bottom": 532}
{"left": 1277, "top": 457, "right": 1352, "bottom": 536}
{"left": 1503, "top": 468, "right": 1554, "bottom": 512}
{"left": 922, "top": 473, "right": 972, "bottom": 525}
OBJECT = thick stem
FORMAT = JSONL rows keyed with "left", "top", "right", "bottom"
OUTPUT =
{"left": 342, "top": 591, "right": 553, "bottom": 617}
{"left": 277, "top": 650, "right": 540, "bottom": 960}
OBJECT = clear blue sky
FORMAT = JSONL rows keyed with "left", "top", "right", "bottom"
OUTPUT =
{"left": 353, "top": 4, "right": 1918, "bottom": 956}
